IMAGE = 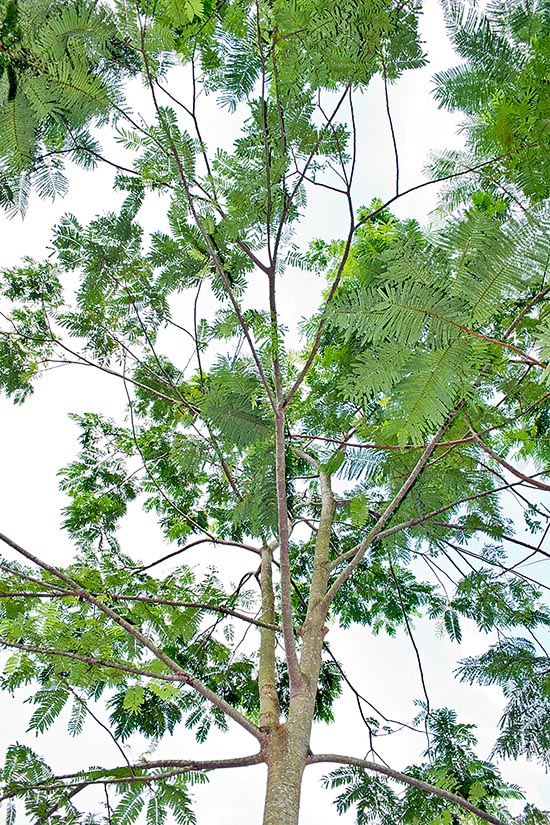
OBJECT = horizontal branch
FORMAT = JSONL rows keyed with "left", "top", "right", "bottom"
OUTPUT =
{"left": 2, "top": 753, "right": 264, "bottom": 801}
{"left": 138, "top": 536, "right": 261, "bottom": 572}
{"left": 307, "top": 754, "right": 505, "bottom": 825}
{"left": 106, "top": 594, "right": 281, "bottom": 632}
{"left": 0, "top": 591, "right": 280, "bottom": 632}
{"left": 136, "top": 753, "right": 264, "bottom": 771}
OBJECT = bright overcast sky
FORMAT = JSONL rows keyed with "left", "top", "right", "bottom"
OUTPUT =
{"left": 1, "top": 1, "right": 549, "bottom": 822}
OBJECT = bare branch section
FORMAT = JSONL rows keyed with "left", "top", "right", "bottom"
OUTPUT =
{"left": 469, "top": 425, "right": 550, "bottom": 491}
{"left": 307, "top": 755, "right": 505, "bottom": 825}
{"left": 258, "top": 543, "right": 281, "bottom": 731}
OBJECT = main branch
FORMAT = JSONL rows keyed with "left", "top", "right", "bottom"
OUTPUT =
{"left": 324, "top": 405, "right": 463, "bottom": 605}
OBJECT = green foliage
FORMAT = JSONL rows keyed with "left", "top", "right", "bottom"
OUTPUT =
{"left": 325, "top": 206, "right": 536, "bottom": 443}
{"left": 200, "top": 356, "right": 272, "bottom": 447}
{"left": 434, "top": 0, "right": 550, "bottom": 201}
{"left": 58, "top": 413, "right": 138, "bottom": 550}
{"left": 326, "top": 708, "right": 526, "bottom": 824}
{"left": 325, "top": 767, "right": 400, "bottom": 824}
{"left": 451, "top": 569, "right": 550, "bottom": 633}
{"left": 459, "top": 638, "right": 550, "bottom": 768}
{"left": 330, "top": 554, "right": 444, "bottom": 635}
{"left": 1, "top": 0, "right": 550, "bottom": 823}
{"left": 0, "top": 259, "right": 62, "bottom": 401}
{"left": 0, "top": 0, "right": 136, "bottom": 212}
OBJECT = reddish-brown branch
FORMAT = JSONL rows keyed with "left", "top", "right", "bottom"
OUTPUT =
{"left": 137, "top": 537, "right": 261, "bottom": 572}
{"left": 503, "top": 283, "right": 550, "bottom": 338}
{"left": 282, "top": 217, "right": 355, "bottom": 410}
{"left": 468, "top": 426, "right": 550, "bottom": 491}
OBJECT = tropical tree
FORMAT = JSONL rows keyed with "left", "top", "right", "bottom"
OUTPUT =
{"left": 1, "top": 0, "right": 550, "bottom": 823}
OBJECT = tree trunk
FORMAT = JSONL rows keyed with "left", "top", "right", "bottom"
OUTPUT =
{"left": 262, "top": 471, "right": 336, "bottom": 824}
{"left": 262, "top": 725, "right": 306, "bottom": 825}
{"left": 262, "top": 690, "right": 317, "bottom": 825}
{"left": 262, "top": 618, "right": 327, "bottom": 825}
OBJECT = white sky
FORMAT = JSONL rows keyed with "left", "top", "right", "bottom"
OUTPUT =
{"left": 1, "top": 1, "right": 550, "bottom": 822}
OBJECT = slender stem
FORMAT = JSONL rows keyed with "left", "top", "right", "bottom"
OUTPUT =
{"left": 382, "top": 59, "right": 399, "bottom": 196}
{"left": 255, "top": 2, "right": 273, "bottom": 262}
{"left": 322, "top": 642, "right": 421, "bottom": 734}
{"left": 138, "top": 537, "right": 261, "bottom": 572}
{"left": 387, "top": 557, "right": 431, "bottom": 749}
{"left": 137, "top": 19, "right": 276, "bottom": 410}
{"left": 258, "top": 544, "right": 280, "bottom": 731}
{"left": 271, "top": 84, "right": 352, "bottom": 268}
{"left": 275, "top": 412, "right": 302, "bottom": 691}
{"left": 61, "top": 680, "right": 132, "bottom": 769}
{"left": 442, "top": 540, "right": 550, "bottom": 592}
{"left": 354, "top": 146, "right": 538, "bottom": 233}
{"left": 282, "top": 217, "right": 355, "bottom": 409}
{"left": 469, "top": 424, "right": 550, "bottom": 490}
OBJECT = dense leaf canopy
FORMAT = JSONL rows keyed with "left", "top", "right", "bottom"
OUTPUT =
{"left": 1, "top": 0, "right": 550, "bottom": 824}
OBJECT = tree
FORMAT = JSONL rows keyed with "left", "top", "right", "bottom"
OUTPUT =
{"left": 1, "top": 0, "right": 550, "bottom": 823}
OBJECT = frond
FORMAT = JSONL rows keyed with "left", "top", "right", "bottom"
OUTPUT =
{"left": 212, "top": 23, "right": 262, "bottom": 113}
{"left": 438, "top": 211, "right": 523, "bottom": 323}
{"left": 0, "top": 96, "right": 36, "bottom": 169}
{"left": 389, "top": 338, "right": 471, "bottom": 443}
{"left": 200, "top": 358, "right": 272, "bottom": 447}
